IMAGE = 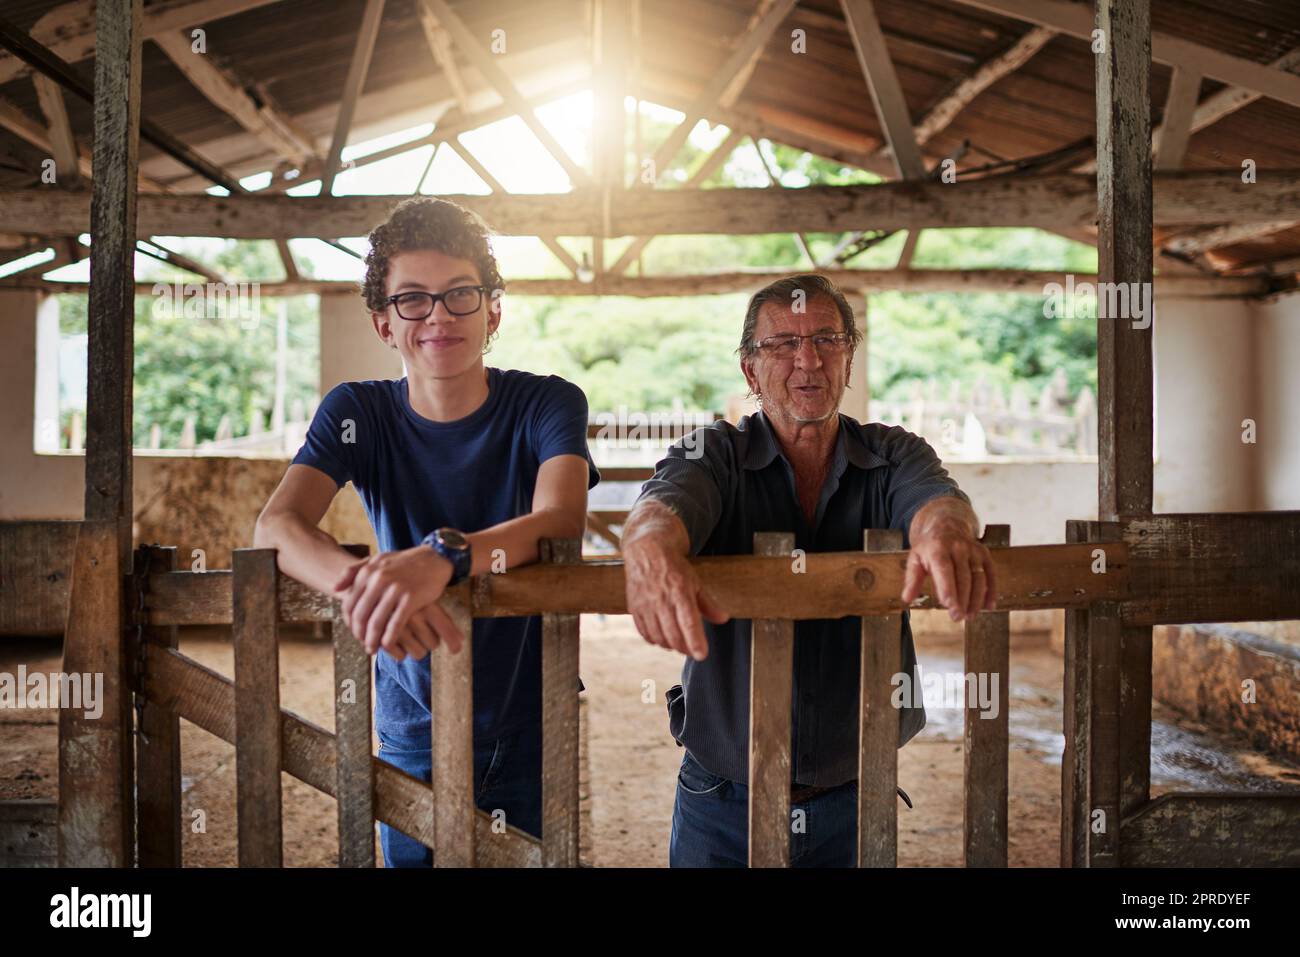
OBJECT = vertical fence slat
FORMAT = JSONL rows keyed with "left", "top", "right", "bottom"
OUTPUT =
{"left": 137, "top": 545, "right": 181, "bottom": 867}
{"left": 963, "top": 524, "right": 1010, "bottom": 867}
{"left": 748, "top": 531, "right": 794, "bottom": 868}
{"left": 858, "top": 528, "right": 903, "bottom": 868}
{"left": 1087, "top": 599, "right": 1123, "bottom": 868}
{"left": 58, "top": 520, "right": 131, "bottom": 866}
{"left": 333, "top": 544, "right": 373, "bottom": 867}
{"left": 432, "top": 584, "right": 475, "bottom": 867}
{"left": 1060, "top": 520, "right": 1090, "bottom": 867}
{"left": 232, "top": 547, "right": 282, "bottom": 867}
{"left": 540, "top": 538, "right": 582, "bottom": 867}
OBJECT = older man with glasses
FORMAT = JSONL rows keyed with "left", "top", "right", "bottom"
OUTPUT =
{"left": 621, "top": 273, "right": 995, "bottom": 867}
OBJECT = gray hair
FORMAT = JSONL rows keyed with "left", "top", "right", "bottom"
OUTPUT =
{"left": 737, "top": 273, "right": 862, "bottom": 356}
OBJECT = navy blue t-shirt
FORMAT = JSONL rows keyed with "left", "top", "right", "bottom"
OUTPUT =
{"left": 291, "top": 367, "right": 599, "bottom": 741}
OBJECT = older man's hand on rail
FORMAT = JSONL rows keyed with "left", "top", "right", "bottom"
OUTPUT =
{"left": 901, "top": 496, "right": 996, "bottom": 622}
{"left": 621, "top": 500, "right": 730, "bottom": 661}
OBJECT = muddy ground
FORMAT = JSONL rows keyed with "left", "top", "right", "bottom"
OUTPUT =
{"left": 4, "top": 618, "right": 1299, "bottom": 866}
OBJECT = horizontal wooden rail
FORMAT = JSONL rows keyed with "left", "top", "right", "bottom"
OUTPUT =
{"left": 143, "top": 541, "right": 1130, "bottom": 626}
{"left": 140, "top": 644, "right": 541, "bottom": 867}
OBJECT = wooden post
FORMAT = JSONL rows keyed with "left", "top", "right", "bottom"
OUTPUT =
{"left": 57, "top": 521, "right": 131, "bottom": 866}
{"left": 333, "top": 544, "right": 373, "bottom": 867}
{"left": 1060, "top": 519, "right": 1090, "bottom": 868}
{"left": 540, "top": 538, "right": 582, "bottom": 867}
{"left": 431, "top": 583, "right": 475, "bottom": 867}
{"left": 963, "top": 525, "right": 1010, "bottom": 867}
{"left": 748, "top": 531, "right": 795, "bottom": 868}
{"left": 136, "top": 545, "right": 181, "bottom": 867}
{"left": 1095, "top": 0, "right": 1154, "bottom": 845}
{"left": 1087, "top": 599, "right": 1123, "bottom": 868}
{"left": 857, "top": 528, "right": 903, "bottom": 867}
{"left": 232, "top": 548, "right": 282, "bottom": 867}
{"left": 59, "top": 0, "right": 143, "bottom": 870}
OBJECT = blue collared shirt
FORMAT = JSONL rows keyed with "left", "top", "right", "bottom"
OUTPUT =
{"left": 635, "top": 410, "right": 970, "bottom": 786}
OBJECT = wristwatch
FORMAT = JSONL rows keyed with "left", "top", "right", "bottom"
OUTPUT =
{"left": 422, "top": 527, "right": 472, "bottom": 586}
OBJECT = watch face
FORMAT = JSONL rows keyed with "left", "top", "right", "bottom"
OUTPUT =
{"left": 438, "top": 527, "right": 469, "bottom": 550}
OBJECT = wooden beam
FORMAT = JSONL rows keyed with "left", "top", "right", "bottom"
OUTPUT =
{"left": 1094, "top": 0, "right": 1153, "bottom": 520}
{"left": 416, "top": 1, "right": 470, "bottom": 114}
{"left": 32, "top": 74, "right": 81, "bottom": 186}
{"left": 432, "top": 584, "right": 475, "bottom": 867}
{"left": 6, "top": 268, "right": 1272, "bottom": 300}
{"left": 909, "top": 26, "right": 1055, "bottom": 149}
{"left": 751, "top": 136, "right": 816, "bottom": 267}
{"left": 0, "top": 0, "right": 285, "bottom": 85}
{"left": 718, "top": 0, "right": 781, "bottom": 108}
{"left": 952, "top": 0, "right": 1300, "bottom": 110}
{"left": 321, "top": 0, "right": 385, "bottom": 195}
{"left": 1152, "top": 67, "right": 1200, "bottom": 171}
{"left": 153, "top": 30, "right": 316, "bottom": 166}
{"left": 1164, "top": 220, "right": 1298, "bottom": 256}
{"left": 136, "top": 546, "right": 182, "bottom": 867}
{"left": 422, "top": 0, "right": 592, "bottom": 188}
{"left": 332, "top": 544, "right": 373, "bottom": 868}
{"left": 6, "top": 170, "right": 1296, "bottom": 238}
{"left": 539, "top": 539, "right": 581, "bottom": 867}
{"left": 638, "top": 0, "right": 796, "bottom": 185}
{"left": 839, "top": 0, "right": 926, "bottom": 180}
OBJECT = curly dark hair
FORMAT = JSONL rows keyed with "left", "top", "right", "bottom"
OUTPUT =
{"left": 360, "top": 197, "right": 505, "bottom": 313}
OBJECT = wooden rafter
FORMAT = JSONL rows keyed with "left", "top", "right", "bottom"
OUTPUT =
{"left": 0, "top": 0, "right": 285, "bottom": 85}
{"left": 1164, "top": 220, "right": 1299, "bottom": 257}
{"left": 320, "top": 0, "right": 385, "bottom": 195}
{"left": 908, "top": 25, "right": 1055, "bottom": 151}
{"left": 750, "top": 136, "right": 815, "bottom": 268}
{"left": 421, "top": 0, "right": 592, "bottom": 188}
{"left": 1152, "top": 66, "right": 1201, "bottom": 171}
{"left": 152, "top": 30, "right": 316, "bottom": 166}
{"left": 952, "top": 0, "right": 1300, "bottom": 110}
{"left": 416, "top": 2, "right": 471, "bottom": 114}
{"left": 637, "top": 0, "right": 797, "bottom": 186}
{"left": 32, "top": 74, "right": 81, "bottom": 186}
{"left": 445, "top": 137, "right": 580, "bottom": 278}
{"left": 718, "top": 0, "right": 782, "bottom": 109}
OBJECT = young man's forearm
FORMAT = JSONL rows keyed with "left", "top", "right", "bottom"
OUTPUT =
{"left": 253, "top": 511, "right": 359, "bottom": 595}
{"left": 463, "top": 506, "right": 587, "bottom": 576}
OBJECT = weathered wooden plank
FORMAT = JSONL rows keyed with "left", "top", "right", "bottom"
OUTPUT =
{"left": 1086, "top": 600, "right": 1123, "bottom": 868}
{"left": 232, "top": 548, "right": 282, "bottom": 867}
{"left": 145, "top": 542, "right": 1133, "bottom": 626}
{"left": 1121, "top": 512, "right": 1300, "bottom": 625}
{"left": 4, "top": 170, "right": 1297, "bottom": 238}
{"left": 540, "top": 539, "right": 581, "bottom": 867}
{"left": 0, "top": 521, "right": 80, "bottom": 635}
{"left": 1095, "top": 0, "right": 1153, "bottom": 522}
{"left": 1060, "top": 520, "right": 1090, "bottom": 868}
{"left": 1119, "top": 621, "right": 1152, "bottom": 819}
{"left": 142, "top": 645, "right": 538, "bottom": 866}
{"left": 0, "top": 799, "right": 57, "bottom": 868}
{"left": 963, "top": 525, "right": 1010, "bottom": 867}
{"left": 748, "top": 532, "right": 794, "bottom": 868}
{"left": 432, "top": 583, "right": 475, "bottom": 867}
{"left": 333, "top": 544, "right": 373, "bottom": 867}
{"left": 1120, "top": 793, "right": 1300, "bottom": 867}
{"left": 136, "top": 545, "right": 182, "bottom": 867}
{"left": 858, "top": 528, "right": 902, "bottom": 868}
{"left": 57, "top": 520, "right": 131, "bottom": 867}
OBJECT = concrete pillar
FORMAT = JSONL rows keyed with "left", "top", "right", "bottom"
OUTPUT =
{"left": 319, "top": 292, "right": 403, "bottom": 393}
{"left": 34, "top": 294, "right": 61, "bottom": 452}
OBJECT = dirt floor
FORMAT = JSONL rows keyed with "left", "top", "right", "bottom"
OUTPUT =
{"left": 4, "top": 618, "right": 1299, "bottom": 867}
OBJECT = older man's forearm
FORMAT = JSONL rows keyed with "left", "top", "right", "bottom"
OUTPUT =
{"left": 621, "top": 499, "right": 691, "bottom": 559}
{"left": 908, "top": 494, "right": 980, "bottom": 544}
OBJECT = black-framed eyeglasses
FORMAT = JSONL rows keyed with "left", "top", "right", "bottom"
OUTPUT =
{"left": 754, "top": 332, "right": 851, "bottom": 359}
{"left": 385, "top": 284, "right": 488, "bottom": 320}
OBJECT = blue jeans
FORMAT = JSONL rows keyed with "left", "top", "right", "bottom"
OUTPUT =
{"left": 669, "top": 750, "right": 859, "bottom": 867}
{"left": 376, "top": 722, "right": 543, "bottom": 867}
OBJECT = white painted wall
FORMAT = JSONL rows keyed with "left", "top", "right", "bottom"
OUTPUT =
{"left": 1251, "top": 290, "right": 1300, "bottom": 510}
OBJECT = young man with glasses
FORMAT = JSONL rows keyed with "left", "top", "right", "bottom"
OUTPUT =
{"left": 620, "top": 273, "right": 993, "bottom": 866}
{"left": 255, "top": 197, "right": 598, "bottom": 866}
